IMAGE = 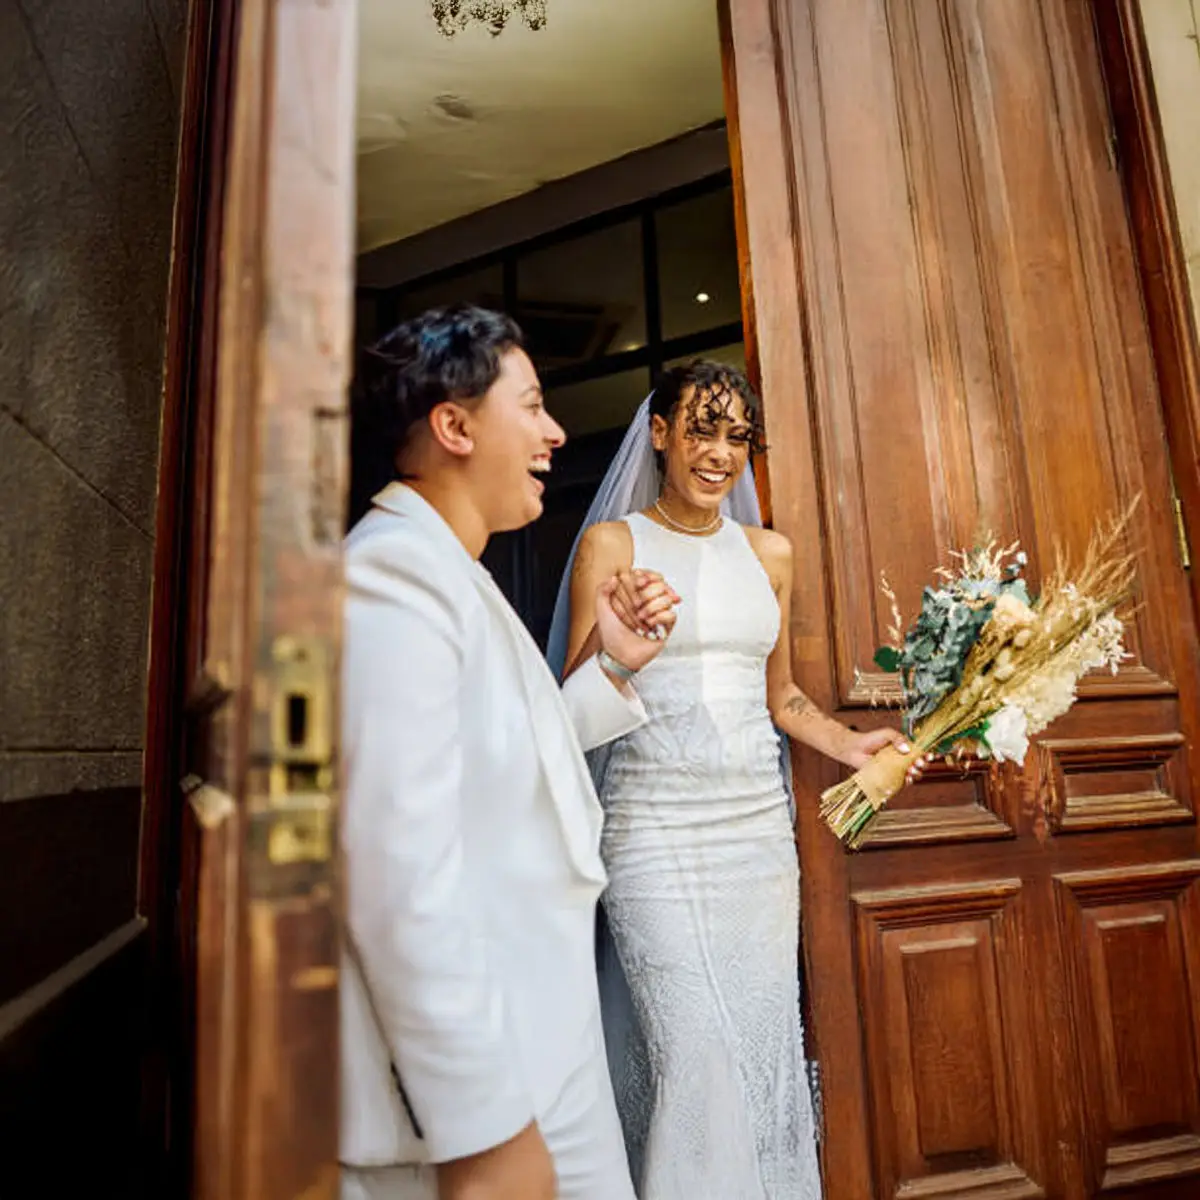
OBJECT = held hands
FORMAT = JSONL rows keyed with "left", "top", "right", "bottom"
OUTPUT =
{"left": 839, "top": 727, "right": 929, "bottom": 784}
{"left": 595, "top": 569, "right": 680, "bottom": 674}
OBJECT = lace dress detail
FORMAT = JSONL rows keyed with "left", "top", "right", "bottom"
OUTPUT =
{"left": 597, "top": 513, "right": 822, "bottom": 1199}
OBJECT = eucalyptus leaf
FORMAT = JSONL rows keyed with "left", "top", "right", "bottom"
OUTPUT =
{"left": 874, "top": 646, "right": 902, "bottom": 672}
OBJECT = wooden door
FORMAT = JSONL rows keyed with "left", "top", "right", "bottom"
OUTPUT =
{"left": 158, "top": 0, "right": 356, "bottom": 1195}
{"left": 722, "top": 0, "right": 1200, "bottom": 1197}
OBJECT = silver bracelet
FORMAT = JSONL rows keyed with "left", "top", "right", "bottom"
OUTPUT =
{"left": 597, "top": 649, "right": 637, "bottom": 683}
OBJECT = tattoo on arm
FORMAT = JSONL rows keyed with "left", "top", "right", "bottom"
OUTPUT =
{"left": 784, "top": 691, "right": 818, "bottom": 720}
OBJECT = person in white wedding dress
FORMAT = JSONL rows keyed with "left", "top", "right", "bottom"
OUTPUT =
{"left": 546, "top": 361, "right": 923, "bottom": 1199}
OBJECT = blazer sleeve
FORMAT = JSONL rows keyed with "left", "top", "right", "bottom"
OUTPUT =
{"left": 341, "top": 549, "right": 534, "bottom": 1163}
{"left": 560, "top": 653, "right": 648, "bottom": 752}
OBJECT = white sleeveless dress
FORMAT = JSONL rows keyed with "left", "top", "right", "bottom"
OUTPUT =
{"left": 597, "top": 513, "right": 823, "bottom": 1199}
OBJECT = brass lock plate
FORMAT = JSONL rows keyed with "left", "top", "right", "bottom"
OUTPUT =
{"left": 249, "top": 634, "right": 337, "bottom": 889}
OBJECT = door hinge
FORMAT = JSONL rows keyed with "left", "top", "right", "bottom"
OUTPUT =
{"left": 1172, "top": 483, "right": 1192, "bottom": 570}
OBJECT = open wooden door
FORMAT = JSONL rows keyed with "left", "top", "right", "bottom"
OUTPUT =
{"left": 158, "top": 0, "right": 356, "bottom": 1195}
{"left": 722, "top": 0, "right": 1200, "bottom": 1197}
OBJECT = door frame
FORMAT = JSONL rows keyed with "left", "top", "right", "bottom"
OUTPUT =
{"left": 141, "top": 0, "right": 356, "bottom": 1195}
{"left": 1090, "top": 0, "right": 1200, "bottom": 626}
{"left": 139, "top": 0, "right": 237, "bottom": 1188}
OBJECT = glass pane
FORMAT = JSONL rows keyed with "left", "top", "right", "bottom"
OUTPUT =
{"left": 664, "top": 341, "right": 747, "bottom": 375}
{"left": 656, "top": 185, "right": 742, "bottom": 341}
{"left": 517, "top": 221, "right": 645, "bottom": 369}
{"left": 545, "top": 368, "right": 651, "bottom": 439}
{"left": 355, "top": 292, "right": 381, "bottom": 346}
{"left": 391, "top": 264, "right": 505, "bottom": 322}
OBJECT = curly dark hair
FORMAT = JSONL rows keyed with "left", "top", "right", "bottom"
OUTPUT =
{"left": 355, "top": 303, "right": 526, "bottom": 478}
{"left": 648, "top": 359, "right": 766, "bottom": 471}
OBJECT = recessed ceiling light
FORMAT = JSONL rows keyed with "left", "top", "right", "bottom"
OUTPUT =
{"left": 433, "top": 94, "right": 476, "bottom": 121}
{"left": 695, "top": 291, "right": 711, "bottom": 304}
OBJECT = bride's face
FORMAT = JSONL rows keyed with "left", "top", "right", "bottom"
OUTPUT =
{"left": 653, "top": 384, "right": 754, "bottom": 509}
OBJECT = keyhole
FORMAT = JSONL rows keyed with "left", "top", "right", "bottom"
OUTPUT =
{"left": 287, "top": 693, "right": 309, "bottom": 748}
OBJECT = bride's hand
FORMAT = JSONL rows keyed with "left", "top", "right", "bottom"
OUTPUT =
{"left": 840, "top": 727, "right": 928, "bottom": 783}
{"left": 596, "top": 570, "right": 679, "bottom": 673}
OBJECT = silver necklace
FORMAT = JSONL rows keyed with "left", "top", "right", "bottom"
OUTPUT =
{"left": 653, "top": 498, "right": 722, "bottom": 536}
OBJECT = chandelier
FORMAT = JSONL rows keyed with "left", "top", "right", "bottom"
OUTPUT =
{"left": 432, "top": 1, "right": 548, "bottom": 37}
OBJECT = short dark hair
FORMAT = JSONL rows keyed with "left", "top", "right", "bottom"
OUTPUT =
{"left": 357, "top": 304, "right": 525, "bottom": 476}
{"left": 648, "top": 359, "right": 766, "bottom": 469}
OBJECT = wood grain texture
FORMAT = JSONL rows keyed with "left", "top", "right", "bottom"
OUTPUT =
{"left": 163, "top": 0, "right": 354, "bottom": 1196}
{"left": 723, "top": 0, "right": 1200, "bottom": 1194}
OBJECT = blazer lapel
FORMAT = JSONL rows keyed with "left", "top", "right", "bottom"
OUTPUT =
{"left": 370, "top": 484, "right": 605, "bottom": 885}
{"left": 471, "top": 570, "right": 607, "bottom": 885}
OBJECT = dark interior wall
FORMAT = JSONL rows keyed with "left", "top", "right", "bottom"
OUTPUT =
{"left": 0, "top": 0, "right": 188, "bottom": 1190}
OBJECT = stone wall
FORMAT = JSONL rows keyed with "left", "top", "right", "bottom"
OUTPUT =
{"left": 0, "top": 0, "right": 187, "bottom": 1189}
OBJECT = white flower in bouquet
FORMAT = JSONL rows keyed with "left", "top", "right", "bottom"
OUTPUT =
{"left": 1077, "top": 612, "right": 1128, "bottom": 674}
{"left": 991, "top": 590, "right": 1037, "bottom": 632}
{"left": 1007, "top": 668, "right": 1078, "bottom": 736}
{"left": 982, "top": 704, "right": 1030, "bottom": 764}
{"left": 1004, "top": 612, "right": 1127, "bottom": 736}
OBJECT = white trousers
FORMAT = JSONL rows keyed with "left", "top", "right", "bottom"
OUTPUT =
{"left": 341, "top": 1022, "right": 634, "bottom": 1200}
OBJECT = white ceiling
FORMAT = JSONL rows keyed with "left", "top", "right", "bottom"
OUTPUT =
{"left": 356, "top": 0, "right": 726, "bottom": 254}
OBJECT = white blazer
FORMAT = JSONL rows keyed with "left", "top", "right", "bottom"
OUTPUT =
{"left": 339, "top": 483, "right": 646, "bottom": 1169}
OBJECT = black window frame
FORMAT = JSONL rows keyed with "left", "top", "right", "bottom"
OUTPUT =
{"left": 364, "top": 168, "right": 743, "bottom": 397}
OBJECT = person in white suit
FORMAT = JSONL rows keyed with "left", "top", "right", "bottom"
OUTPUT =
{"left": 340, "top": 305, "right": 679, "bottom": 1200}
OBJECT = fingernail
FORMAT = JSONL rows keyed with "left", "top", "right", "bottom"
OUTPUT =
{"left": 899, "top": 742, "right": 911, "bottom": 753}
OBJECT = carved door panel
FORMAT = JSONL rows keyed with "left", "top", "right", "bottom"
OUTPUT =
{"left": 723, "top": 0, "right": 1200, "bottom": 1195}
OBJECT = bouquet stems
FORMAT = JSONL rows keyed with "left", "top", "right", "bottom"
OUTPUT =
{"left": 820, "top": 743, "right": 925, "bottom": 848}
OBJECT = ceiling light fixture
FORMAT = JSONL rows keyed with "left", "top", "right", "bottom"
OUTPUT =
{"left": 432, "top": 0, "right": 548, "bottom": 36}
{"left": 695, "top": 291, "right": 711, "bottom": 304}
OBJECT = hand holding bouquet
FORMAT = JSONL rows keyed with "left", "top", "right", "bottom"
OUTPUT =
{"left": 820, "top": 508, "right": 1137, "bottom": 848}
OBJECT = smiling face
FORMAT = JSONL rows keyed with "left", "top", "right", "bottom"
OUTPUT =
{"left": 652, "top": 381, "right": 755, "bottom": 510}
{"left": 463, "top": 346, "right": 566, "bottom": 533}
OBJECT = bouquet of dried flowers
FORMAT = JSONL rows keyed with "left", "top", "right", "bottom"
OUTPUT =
{"left": 820, "top": 508, "right": 1138, "bottom": 848}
